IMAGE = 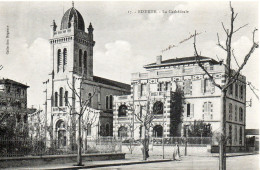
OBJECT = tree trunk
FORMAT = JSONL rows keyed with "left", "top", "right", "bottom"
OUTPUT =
{"left": 77, "top": 115, "right": 83, "bottom": 166}
{"left": 219, "top": 90, "right": 227, "bottom": 170}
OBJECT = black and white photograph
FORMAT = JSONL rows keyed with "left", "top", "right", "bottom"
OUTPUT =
{"left": 0, "top": 1, "right": 259, "bottom": 169}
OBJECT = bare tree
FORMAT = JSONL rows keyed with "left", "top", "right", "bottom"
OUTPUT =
{"left": 66, "top": 72, "right": 98, "bottom": 166}
{"left": 193, "top": 2, "right": 258, "bottom": 170}
{"left": 128, "top": 97, "right": 159, "bottom": 160}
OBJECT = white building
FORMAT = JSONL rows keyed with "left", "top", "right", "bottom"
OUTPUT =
{"left": 113, "top": 55, "right": 246, "bottom": 148}
{"left": 45, "top": 5, "right": 130, "bottom": 150}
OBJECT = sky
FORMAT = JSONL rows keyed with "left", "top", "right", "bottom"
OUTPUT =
{"left": 0, "top": 1, "right": 259, "bottom": 128}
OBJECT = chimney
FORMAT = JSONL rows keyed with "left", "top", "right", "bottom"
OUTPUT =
{"left": 156, "top": 55, "right": 162, "bottom": 65}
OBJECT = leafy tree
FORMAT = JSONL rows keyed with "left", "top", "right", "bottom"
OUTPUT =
{"left": 170, "top": 85, "right": 185, "bottom": 137}
{"left": 186, "top": 120, "right": 212, "bottom": 137}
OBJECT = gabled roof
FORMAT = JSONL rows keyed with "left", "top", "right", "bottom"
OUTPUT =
{"left": 93, "top": 76, "right": 130, "bottom": 91}
{"left": 144, "top": 56, "right": 219, "bottom": 69}
{"left": 245, "top": 129, "right": 259, "bottom": 135}
{"left": 0, "top": 78, "right": 29, "bottom": 88}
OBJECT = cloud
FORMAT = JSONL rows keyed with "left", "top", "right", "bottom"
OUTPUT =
{"left": 0, "top": 37, "right": 51, "bottom": 108}
{"left": 94, "top": 40, "right": 146, "bottom": 84}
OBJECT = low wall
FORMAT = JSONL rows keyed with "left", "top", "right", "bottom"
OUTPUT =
{"left": 0, "top": 153, "right": 125, "bottom": 169}
{"left": 211, "top": 146, "right": 246, "bottom": 153}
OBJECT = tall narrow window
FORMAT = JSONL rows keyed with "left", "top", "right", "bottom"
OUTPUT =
{"left": 239, "top": 127, "right": 242, "bottom": 145}
{"left": 187, "top": 103, "right": 191, "bottom": 117}
{"left": 65, "top": 91, "right": 68, "bottom": 106}
{"left": 229, "top": 84, "right": 233, "bottom": 95}
{"left": 184, "top": 80, "right": 192, "bottom": 95}
{"left": 229, "top": 103, "right": 233, "bottom": 120}
{"left": 63, "top": 48, "right": 67, "bottom": 72}
{"left": 84, "top": 51, "right": 87, "bottom": 68}
{"left": 55, "top": 92, "right": 58, "bottom": 107}
{"left": 158, "top": 83, "right": 163, "bottom": 91}
{"left": 229, "top": 125, "right": 232, "bottom": 145}
{"left": 140, "top": 84, "right": 146, "bottom": 96}
{"left": 240, "top": 85, "right": 243, "bottom": 100}
{"left": 140, "top": 106, "right": 143, "bottom": 118}
{"left": 87, "top": 123, "right": 91, "bottom": 136}
{"left": 79, "top": 49, "right": 82, "bottom": 67}
{"left": 235, "top": 105, "right": 237, "bottom": 121}
{"left": 57, "top": 49, "right": 61, "bottom": 72}
{"left": 239, "top": 107, "right": 243, "bottom": 122}
{"left": 59, "top": 88, "right": 63, "bottom": 106}
{"left": 106, "top": 96, "right": 109, "bottom": 109}
{"left": 109, "top": 95, "right": 113, "bottom": 109}
{"left": 88, "top": 93, "right": 92, "bottom": 106}
{"left": 235, "top": 84, "right": 238, "bottom": 98}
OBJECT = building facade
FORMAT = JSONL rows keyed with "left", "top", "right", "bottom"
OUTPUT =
{"left": 0, "top": 78, "right": 29, "bottom": 137}
{"left": 46, "top": 5, "right": 130, "bottom": 149}
{"left": 113, "top": 55, "right": 246, "bottom": 147}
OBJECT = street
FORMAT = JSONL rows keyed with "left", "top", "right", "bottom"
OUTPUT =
{"left": 87, "top": 154, "right": 259, "bottom": 170}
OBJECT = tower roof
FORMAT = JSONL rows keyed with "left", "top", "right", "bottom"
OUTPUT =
{"left": 60, "top": 7, "right": 85, "bottom": 31}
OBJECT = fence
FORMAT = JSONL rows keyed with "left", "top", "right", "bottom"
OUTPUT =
{"left": 152, "top": 137, "right": 212, "bottom": 146}
{"left": 121, "top": 137, "right": 212, "bottom": 146}
{"left": 0, "top": 137, "right": 122, "bottom": 157}
{"left": 121, "top": 137, "right": 213, "bottom": 157}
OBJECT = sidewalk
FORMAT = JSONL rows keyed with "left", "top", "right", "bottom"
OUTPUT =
{"left": 194, "top": 151, "right": 259, "bottom": 157}
{"left": 6, "top": 157, "right": 172, "bottom": 170}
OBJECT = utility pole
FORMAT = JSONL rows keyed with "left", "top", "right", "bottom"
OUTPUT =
{"left": 43, "top": 79, "right": 49, "bottom": 146}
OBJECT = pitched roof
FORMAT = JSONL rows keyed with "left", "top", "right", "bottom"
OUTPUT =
{"left": 144, "top": 56, "right": 219, "bottom": 68}
{"left": 93, "top": 76, "right": 130, "bottom": 91}
{"left": 0, "top": 78, "right": 29, "bottom": 88}
{"left": 245, "top": 129, "right": 259, "bottom": 135}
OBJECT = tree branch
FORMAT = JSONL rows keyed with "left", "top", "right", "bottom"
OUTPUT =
{"left": 233, "top": 24, "right": 248, "bottom": 34}
{"left": 217, "top": 33, "right": 227, "bottom": 51}
{"left": 193, "top": 30, "right": 222, "bottom": 90}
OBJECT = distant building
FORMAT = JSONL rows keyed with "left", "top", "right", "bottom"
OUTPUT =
{"left": 46, "top": 5, "right": 130, "bottom": 149}
{"left": 113, "top": 55, "right": 246, "bottom": 148}
{"left": 0, "top": 78, "right": 29, "bottom": 137}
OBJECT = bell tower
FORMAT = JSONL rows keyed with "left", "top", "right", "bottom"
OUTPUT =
{"left": 50, "top": 5, "right": 95, "bottom": 80}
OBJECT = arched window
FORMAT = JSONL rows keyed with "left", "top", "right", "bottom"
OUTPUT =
{"left": 55, "top": 92, "right": 58, "bottom": 107}
{"left": 79, "top": 49, "right": 82, "bottom": 67}
{"left": 118, "top": 126, "right": 127, "bottom": 138}
{"left": 57, "top": 49, "right": 61, "bottom": 72}
{"left": 109, "top": 95, "right": 113, "bottom": 109}
{"left": 84, "top": 51, "right": 87, "bottom": 68}
{"left": 153, "top": 101, "right": 163, "bottom": 114}
{"left": 87, "top": 123, "right": 91, "bottom": 136}
{"left": 64, "top": 91, "right": 68, "bottom": 106}
{"left": 56, "top": 120, "right": 66, "bottom": 148}
{"left": 239, "top": 107, "right": 243, "bottom": 122}
{"left": 106, "top": 96, "right": 109, "bottom": 109}
{"left": 118, "top": 105, "right": 127, "bottom": 117}
{"left": 63, "top": 48, "right": 67, "bottom": 72}
{"left": 59, "top": 88, "right": 63, "bottom": 106}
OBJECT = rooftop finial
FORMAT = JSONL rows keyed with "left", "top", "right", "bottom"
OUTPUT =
{"left": 72, "top": 1, "right": 74, "bottom": 7}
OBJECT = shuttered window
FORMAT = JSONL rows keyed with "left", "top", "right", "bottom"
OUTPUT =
{"left": 184, "top": 80, "right": 192, "bottom": 95}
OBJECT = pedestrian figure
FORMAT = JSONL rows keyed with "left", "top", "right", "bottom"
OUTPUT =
{"left": 173, "top": 142, "right": 181, "bottom": 161}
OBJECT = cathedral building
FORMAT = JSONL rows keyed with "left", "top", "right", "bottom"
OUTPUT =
{"left": 113, "top": 55, "right": 246, "bottom": 149}
{"left": 46, "top": 5, "right": 130, "bottom": 149}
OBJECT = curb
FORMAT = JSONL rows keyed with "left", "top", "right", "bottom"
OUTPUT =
{"left": 211, "top": 153, "right": 259, "bottom": 158}
{"left": 44, "top": 159, "right": 172, "bottom": 170}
